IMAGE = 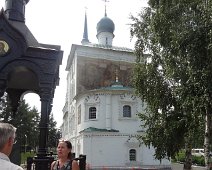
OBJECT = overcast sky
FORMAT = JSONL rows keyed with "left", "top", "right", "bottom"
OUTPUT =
{"left": 0, "top": 0, "right": 148, "bottom": 127}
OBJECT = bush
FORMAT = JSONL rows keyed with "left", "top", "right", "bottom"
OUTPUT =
{"left": 21, "top": 152, "right": 36, "bottom": 164}
{"left": 192, "top": 155, "right": 205, "bottom": 166}
{"left": 173, "top": 150, "right": 205, "bottom": 166}
{"left": 173, "top": 150, "right": 185, "bottom": 163}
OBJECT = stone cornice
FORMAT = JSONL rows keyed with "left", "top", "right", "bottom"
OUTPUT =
{"left": 74, "top": 88, "right": 135, "bottom": 101}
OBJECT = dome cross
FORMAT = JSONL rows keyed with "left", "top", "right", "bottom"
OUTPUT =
{"left": 102, "top": 0, "right": 109, "bottom": 17}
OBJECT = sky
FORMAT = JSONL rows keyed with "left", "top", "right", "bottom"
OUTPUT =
{"left": 0, "top": 0, "right": 148, "bottom": 127}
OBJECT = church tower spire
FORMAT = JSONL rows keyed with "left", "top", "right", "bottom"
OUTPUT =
{"left": 81, "top": 10, "right": 90, "bottom": 45}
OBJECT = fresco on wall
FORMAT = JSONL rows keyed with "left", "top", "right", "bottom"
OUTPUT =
{"left": 77, "top": 60, "right": 133, "bottom": 94}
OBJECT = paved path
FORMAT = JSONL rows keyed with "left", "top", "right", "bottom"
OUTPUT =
{"left": 22, "top": 163, "right": 207, "bottom": 170}
{"left": 172, "top": 163, "right": 206, "bottom": 170}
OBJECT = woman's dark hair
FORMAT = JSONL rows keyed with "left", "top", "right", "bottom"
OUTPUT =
{"left": 64, "top": 140, "right": 72, "bottom": 150}
{"left": 59, "top": 139, "right": 72, "bottom": 159}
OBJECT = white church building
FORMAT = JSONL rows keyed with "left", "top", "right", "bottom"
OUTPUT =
{"left": 61, "top": 7, "right": 171, "bottom": 169}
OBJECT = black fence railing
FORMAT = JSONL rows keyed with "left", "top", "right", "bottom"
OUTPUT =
{"left": 26, "top": 154, "right": 86, "bottom": 170}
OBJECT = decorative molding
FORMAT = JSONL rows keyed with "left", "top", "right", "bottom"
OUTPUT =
{"left": 84, "top": 94, "right": 100, "bottom": 103}
{"left": 125, "top": 135, "right": 140, "bottom": 147}
{"left": 119, "top": 93, "right": 138, "bottom": 119}
{"left": 40, "top": 87, "right": 52, "bottom": 102}
{"left": 120, "top": 93, "right": 137, "bottom": 101}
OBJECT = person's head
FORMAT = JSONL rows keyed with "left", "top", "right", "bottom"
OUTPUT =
{"left": 0, "top": 122, "right": 16, "bottom": 156}
{"left": 57, "top": 139, "right": 72, "bottom": 160}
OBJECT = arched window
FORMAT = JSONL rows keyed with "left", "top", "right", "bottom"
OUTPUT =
{"left": 123, "top": 105, "right": 131, "bottom": 117}
{"left": 89, "top": 107, "right": 96, "bottom": 119}
{"left": 129, "top": 149, "right": 136, "bottom": 161}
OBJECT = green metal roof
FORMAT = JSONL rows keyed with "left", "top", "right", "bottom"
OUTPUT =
{"left": 80, "top": 127, "right": 119, "bottom": 133}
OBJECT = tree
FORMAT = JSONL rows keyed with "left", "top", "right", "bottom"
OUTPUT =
{"left": 0, "top": 93, "right": 61, "bottom": 155}
{"left": 0, "top": 93, "right": 61, "bottom": 150}
{"left": 0, "top": 93, "right": 8, "bottom": 113}
{"left": 130, "top": 0, "right": 212, "bottom": 169}
{"left": 0, "top": 95, "right": 40, "bottom": 151}
{"left": 0, "top": 93, "right": 13, "bottom": 122}
{"left": 48, "top": 113, "right": 61, "bottom": 150}
{"left": 15, "top": 102, "right": 40, "bottom": 151}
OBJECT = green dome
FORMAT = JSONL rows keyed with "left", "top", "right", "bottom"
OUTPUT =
{"left": 96, "top": 16, "right": 115, "bottom": 35}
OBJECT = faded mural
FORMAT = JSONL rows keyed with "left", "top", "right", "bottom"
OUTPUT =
{"left": 77, "top": 60, "right": 133, "bottom": 94}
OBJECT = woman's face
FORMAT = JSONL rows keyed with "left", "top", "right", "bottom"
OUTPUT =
{"left": 57, "top": 141, "right": 71, "bottom": 158}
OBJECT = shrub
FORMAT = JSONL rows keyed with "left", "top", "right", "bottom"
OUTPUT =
{"left": 173, "top": 150, "right": 185, "bottom": 163}
{"left": 192, "top": 155, "right": 205, "bottom": 166}
{"left": 21, "top": 152, "right": 36, "bottom": 164}
{"left": 173, "top": 150, "right": 205, "bottom": 166}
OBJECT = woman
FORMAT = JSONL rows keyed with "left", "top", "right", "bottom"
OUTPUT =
{"left": 51, "top": 140, "right": 79, "bottom": 170}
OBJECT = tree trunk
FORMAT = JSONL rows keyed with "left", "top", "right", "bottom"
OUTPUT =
{"left": 184, "top": 137, "right": 192, "bottom": 170}
{"left": 204, "top": 108, "right": 212, "bottom": 170}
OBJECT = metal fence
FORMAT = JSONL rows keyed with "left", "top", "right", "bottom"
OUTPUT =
{"left": 26, "top": 154, "right": 86, "bottom": 170}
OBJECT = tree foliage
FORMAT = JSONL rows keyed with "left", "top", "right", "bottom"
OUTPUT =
{"left": 0, "top": 94, "right": 40, "bottom": 150}
{"left": 48, "top": 113, "right": 61, "bottom": 149}
{"left": 0, "top": 93, "right": 60, "bottom": 152}
{"left": 131, "top": 0, "right": 212, "bottom": 163}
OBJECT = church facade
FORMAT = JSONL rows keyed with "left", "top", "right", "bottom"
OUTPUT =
{"left": 61, "top": 9, "right": 170, "bottom": 169}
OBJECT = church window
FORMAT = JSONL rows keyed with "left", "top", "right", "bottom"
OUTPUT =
{"left": 89, "top": 107, "right": 96, "bottom": 119}
{"left": 129, "top": 149, "right": 136, "bottom": 161}
{"left": 123, "top": 105, "right": 131, "bottom": 117}
{"left": 78, "top": 105, "right": 81, "bottom": 124}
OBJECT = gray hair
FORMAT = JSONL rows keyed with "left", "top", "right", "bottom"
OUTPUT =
{"left": 0, "top": 122, "right": 16, "bottom": 150}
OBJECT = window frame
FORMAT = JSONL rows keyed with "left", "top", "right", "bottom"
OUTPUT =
{"left": 89, "top": 106, "right": 97, "bottom": 120}
{"left": 119, "top": 93, "right": 138, "bottom": 120}
{"left": 123, "top": 105, "right": 131, "bottom": 118}
{"left": 129, "top": 149, "right": 136, "bottom": 161}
